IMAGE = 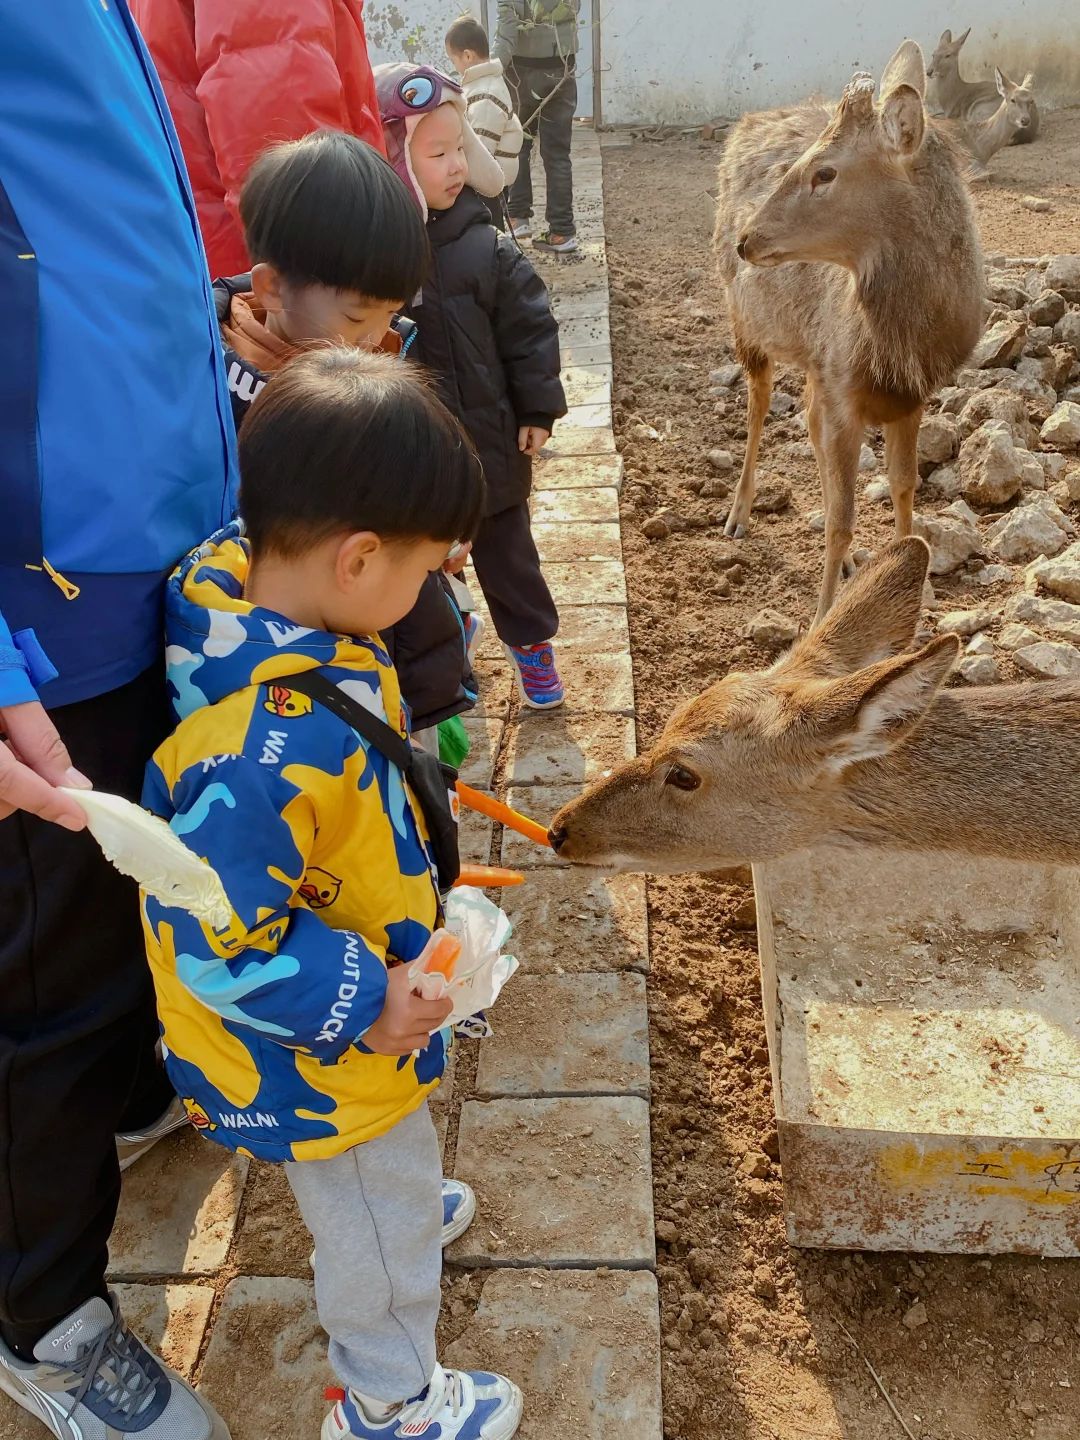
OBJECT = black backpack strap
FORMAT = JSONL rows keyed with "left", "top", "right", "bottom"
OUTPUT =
{"left": 273, "top": 669, "right": 461, "bottom": 892}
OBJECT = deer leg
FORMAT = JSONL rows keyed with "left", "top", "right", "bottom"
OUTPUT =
{"left": 885, "top": 408, "right": 922, "bottom": 540}
{"left": 724, "top": 355, "right": 773, "bottom": 539}
{"left": 807, "top": 387, "right": 857, "bottom": 588}
{"left": 814, "top": 414, "right": 861, "bottom": 624}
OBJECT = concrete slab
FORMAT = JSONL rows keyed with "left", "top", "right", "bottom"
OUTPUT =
{"left": 469, "top": 658, "right": 512, "bottom": 719}
{"left": 556, "top": 402, "right": 614, "bottom": 432}
{"left": 561, "top": 365, "right": 613, "bottom": 408}
{"left": 444, "top": 1269, "right": 663, "bottom": 1440}
{"left": 197, "top": 1277, "right": 332, "bottom": 1440}
{"left": 232, "top": 1160, "right": 313, "bottom": 1278}
{"left": 459, "top": 800, "right": 495, "bottom": 867}
{"left": 551, "top": 604, "right": 630, "bottom": 652}
{"left": 505, "top": 712, "right": 636, "bottom": 786}
{"left": 448, "top": 1097, "right": 654, "bottom": 1268}
{"left": 533, "top": 521, "right": 622, "bottom": 562}
{"left": 555, "top": 651, "right": 635, "bottom": 715}
{"left": 476, "top": 973, "right": 650, "bottom": 1099}
{"left": 502, "top": 870, "right": 650, "bottom": 974}
{"left": 113, "top": 1283, "right": 215, "bottom": 1378}
{"left": 429, "top": 1051, "right": 458, "bottom": 1161}
{"left": 559, "top": 341, "right": 612, "bottom": 369}
{"left": 109, "top": 1127, "right": 248, "bottom": 1276}
{"left": 459, "top": 715, "right": 505, "bottom": 788}
{"left": 552, "top": 293, "right": 609, "bottom": 323}
{"left": 533, "top": 454, "right": 623, "bottom": 491}
{"left": 554, "top": 315, "right": 609, "bottom": 351}
{"left": 543, "top": 425, "right": 617, "bottom": 458}
{"left": 532, "top": 488, "right": 619, "bottom": 525}
{"left": 544, "top": 561, "right": 626, "bottom": 607}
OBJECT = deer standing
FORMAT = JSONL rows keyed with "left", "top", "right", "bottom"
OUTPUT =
{"left": 549, "top": 538, "right": 1080, "bottom": 873}
{"left": 927, "top": 28, "right": 1040, "bottom": 143}
{"left": 957, "top": 68, "right": 1039, "bottom": 179}
{"left": 715, "top": 41, "right": 983, "bottom": 621}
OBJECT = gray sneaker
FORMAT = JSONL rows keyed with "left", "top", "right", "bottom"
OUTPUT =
{"left": 116, "top": 1095, "right": 190, "bottom": 1172}
{"left": 0, "top": 1295, "right": 230, "bottom": 1438}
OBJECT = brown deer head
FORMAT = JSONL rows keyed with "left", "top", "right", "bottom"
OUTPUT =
{"left": 995, "top": 67, "right": 1037, "bottom": 133}
{"left": 550, "top": 539, "right": 960, "bottom": 873}
{"left": 926, "top": 27, "right": 971, "bottom": 79}
{"left": 736, "top": 42, "right": 928, "bottom": 271}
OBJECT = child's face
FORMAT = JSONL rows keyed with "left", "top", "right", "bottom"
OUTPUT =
{"left": 446, "top": 45, "right": 479, "bottom": 73}
{"left": 328, "top": 533, "right": 454, "bottom": 637}
{"left": 251, "top": 267, "right": 403, "bottom": 349}
{"left": 410, "top": 105, "right": 468, "bottom": 211}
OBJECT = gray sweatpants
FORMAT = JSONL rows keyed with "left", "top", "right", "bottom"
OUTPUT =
{"left": 285, "top": 1102, "right": 443, "bottom": 1402}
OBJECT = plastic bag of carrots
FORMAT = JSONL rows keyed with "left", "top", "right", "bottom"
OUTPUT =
{"left": 405, "top": 886, "right": 519, "bottom": 1031}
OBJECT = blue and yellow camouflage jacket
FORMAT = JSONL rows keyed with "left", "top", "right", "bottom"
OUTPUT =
{"left": 140, "top": 523, "right": 447, "bottom": 1163}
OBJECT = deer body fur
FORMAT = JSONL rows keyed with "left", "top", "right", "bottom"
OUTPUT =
{"left": 927, "top": 28, "right": 1040, "bottom": 144}
{"left": 550, "top": 538, "right": 1080, "bottom": 874}
{"left": 714, "top": 43, "right": 983, "bottom": 621}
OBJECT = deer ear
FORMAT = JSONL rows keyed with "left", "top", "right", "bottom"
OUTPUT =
{"left": 817, "top": 636, "right": 960, "bottom": 773}
{"left": 881, "top": 83, "right": 925, "bottom": 155}
{"left": 881, "top": 40, "right": 927, "bottom": 99}
{"left": 956, "top": 26, "right": 971, "bottom": 47}
{"left": 995, "top": 66, "right": 1010, "bottom": 97}
{"left": 939, "top": 29, "right": 952, "bottom": 44}
{"left": 1022, "top": 72, "right": 1036, "bottom": 92}
{"left": 778, "top": 537, "right": 931, "bottom": 679}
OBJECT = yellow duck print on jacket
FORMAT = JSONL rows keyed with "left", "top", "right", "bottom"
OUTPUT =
{"left": 141, "top": 523, "right": 447, "bottom": 1163}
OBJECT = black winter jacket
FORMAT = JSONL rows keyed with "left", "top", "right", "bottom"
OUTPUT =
{"left": 404, "top": 187, "right": 566, "bottom": 516}
{"left": 211, "top": 275, "right": 475, "bottom": 733}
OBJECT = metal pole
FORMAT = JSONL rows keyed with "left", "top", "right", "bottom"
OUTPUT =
{"left": 591, "top": 0, "right": 602, "bottom": 127}
{"left": 479, "top": 0, "right": 490, "bottom": 32}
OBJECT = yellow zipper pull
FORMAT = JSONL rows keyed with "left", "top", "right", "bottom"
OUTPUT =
{"left": 41, "top": 558, "right": 81, "bottom": 600}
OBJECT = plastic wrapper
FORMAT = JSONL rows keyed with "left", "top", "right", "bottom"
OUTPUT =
{"left": 407, "top": 886, "right": 519, "bottom": 1032}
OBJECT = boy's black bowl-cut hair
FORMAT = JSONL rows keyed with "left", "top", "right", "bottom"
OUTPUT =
{"left": 240, "top": 129, "right": 429, "bottom": 302}
{"left": 446, "top": 17, "right": 490, "bottom": 57}
{"left": 239, "top": 348, "right": 485, "bottom": 557}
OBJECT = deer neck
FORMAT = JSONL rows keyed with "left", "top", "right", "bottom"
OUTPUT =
{"left": 829, "top": 685, "right": 1080, "bottom": 866}
{"left": 970, "top": 101, "right": 1012, "bottom": 164}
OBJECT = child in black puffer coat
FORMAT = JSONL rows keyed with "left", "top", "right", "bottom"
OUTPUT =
{"left": 376, "top": 63, "right": 568, "bottom": 709}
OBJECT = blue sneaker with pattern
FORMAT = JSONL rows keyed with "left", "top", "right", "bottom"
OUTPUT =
{"left": 322, "top": 1363, "right": 522, "bottom": 1440}
{"left": 505, "top": 642, "right": 564, "bottom": 710}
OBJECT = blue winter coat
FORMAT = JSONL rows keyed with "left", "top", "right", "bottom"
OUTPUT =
{"left": 0, "top": 0, "right": 237, "bottom": 711}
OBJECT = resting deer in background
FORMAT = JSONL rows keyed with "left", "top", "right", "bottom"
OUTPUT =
{"left": 715, "top": 41, "right": 983, "bottom": 621}
{"left": 927, "top": 28, "right": 1040, "bottom": 143}
{"left": 549, "top": 538, "right": 1080, "bottom": 873}
{"left": 959, "top": 68, "right": 1039, "bottom": 178}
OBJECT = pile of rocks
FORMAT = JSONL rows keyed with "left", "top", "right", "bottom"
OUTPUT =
{"left": 905, "top": 254, "right": 1080, "bottom": 684}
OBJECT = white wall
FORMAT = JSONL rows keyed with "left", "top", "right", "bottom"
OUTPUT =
{"left": 597, "top": 0, "right": 1080, "bottom": 125}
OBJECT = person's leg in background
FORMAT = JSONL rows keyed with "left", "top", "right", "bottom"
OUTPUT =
{"left": 534, "top": 59, "right": 578, "bottom": 247}
{"left": 0, "top": 664, "right": 176, "bottom": 1359}
{"left": 469, "top": 504, "right": 563, "bottom": 710}
{"left": 506, "top": 64, "right": 539, "bottom": 234}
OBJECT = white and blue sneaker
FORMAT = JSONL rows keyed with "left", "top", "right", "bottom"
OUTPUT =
{"left": 0, "top": 1294, "right": 230, "bottom": 1438}
{"left": 323, "top": 1363, "right": 522, "bottom": 1440}
{"left": 440, "top": 1179, "right": 476, "bottom": 1245}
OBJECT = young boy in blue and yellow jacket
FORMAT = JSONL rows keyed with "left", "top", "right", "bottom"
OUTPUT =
{"left": 141, "top": 350, "right": 523, "bottom": 1440}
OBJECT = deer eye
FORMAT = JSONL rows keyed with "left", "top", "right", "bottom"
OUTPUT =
{"left": 664, "top": 764, "right": 701, "bottom": 792}
{"left": 812, "top": 166, "right": 837, "bottom": 189}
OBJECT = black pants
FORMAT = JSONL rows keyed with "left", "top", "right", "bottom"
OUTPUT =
{"left": 507, "top": 59, "right": 577, "bottom": 237}
{"left": 470, "top": 502, "right": 559, "bottom": 648}
{"left": 0, "top": 665, "right": 175, "bottom": 1353}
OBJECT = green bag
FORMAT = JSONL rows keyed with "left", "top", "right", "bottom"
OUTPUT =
{"left": 437, "top": 714, "right": 471, "bottom": 769}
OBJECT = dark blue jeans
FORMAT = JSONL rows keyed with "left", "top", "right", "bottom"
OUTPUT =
{"left": 507, "top": 58, "right": 577, "bottom": 237}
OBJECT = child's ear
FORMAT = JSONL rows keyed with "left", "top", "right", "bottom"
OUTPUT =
{"left": 250, "top": 263, "right": 287, "bottom": 316}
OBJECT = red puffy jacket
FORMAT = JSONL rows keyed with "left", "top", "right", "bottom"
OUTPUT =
{"left": 131, "top": 0, "right": 386, "bottom": 279}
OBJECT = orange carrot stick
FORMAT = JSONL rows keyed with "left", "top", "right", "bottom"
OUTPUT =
{"left": 423, "top": 932, "right": 462, "bottom": 979}
{"left": 456, "top": 782, "right": 552, "bottom": 848}
{"left": 454, "top": 864, "right": 526, "bottom": 888}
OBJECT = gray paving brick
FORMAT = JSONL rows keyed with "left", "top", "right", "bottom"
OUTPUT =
{"left": 112, "top": 1283, "right": 215, "bottom": 1377}
{"left": 109, "top": 1127, "right": 248, "bottom": 1276}
{"left": 502, "top": 869, "right": 649, "bottom": 974}
{"left": 459, "top": 797, "right": 495, "bottom": 866}
{"left": 469, "top": 658, "right": 512, "bottom": 718}
{"left": 458, "top": 715, "right": 504, "bottom": 788}
{"left": 544, "top": 560, "right": 626, "bottom": 607}
{"left": 551, "top": 603, "right": 630, "bottom": 652}
{"left": 476, "top": 973, "right": 649, "bottom": 1099}
{"left": 534, "top": 454, "right": 623, "bottom": 491}
{"left": 561, "top": 365, "right": 612, "bottom": 407}
{"left": 533, "top": 520, "right": 622, "bottom": 561}
{"left": 556, "top": 401, "right": 613, "bottom": 431}
{"left": 543, "top": 425, "right": 616, "bottom": 458}
{"left": 532, "top": 487, "right": 619, "bottom": 524}
{"left": 232, "top": 1160, "right": 312, "bottom": 1278}
{"left": 552, "top": 292, "right": 609, "bottom": 322}
{"left": 448, "top": 1097, "right": 654, "bottom": 1268}
{"left": 556, "top": 651, "right": 635, "bottom": 714}
{"left": 429, "top": 1051, "right": 458, "bottom": 1162}
{"left": 444, "top": 1269, "right": 662, "bottom": 1440}
{"left": 559, "top": 340, "right": 612, "bottom": 368}
{"left": 551, "top": 312, "right": 610, "bottom": 349}
{"left": 197, "top": 1277, "right": 332, "bottom": 1440}
{"left": 505, "top": 712, "right": 636, "bottom": 786}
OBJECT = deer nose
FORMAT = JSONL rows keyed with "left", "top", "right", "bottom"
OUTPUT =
{"left": 736, "top": 236, "right": 748, "bottom": 260}
{"left": 548, "top": 824, "right": 568, "bottom": 853}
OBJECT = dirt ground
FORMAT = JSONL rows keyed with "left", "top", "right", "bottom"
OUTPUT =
{"left": 602, "top": 109, "right": 1080, "bottom": 1440}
